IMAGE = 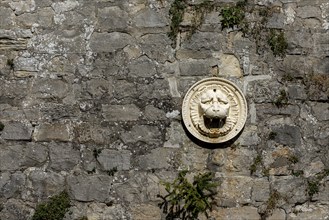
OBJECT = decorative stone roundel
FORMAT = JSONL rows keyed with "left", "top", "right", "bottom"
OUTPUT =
{"left": 182, "top": 77, "right": 247, "bottom": 143}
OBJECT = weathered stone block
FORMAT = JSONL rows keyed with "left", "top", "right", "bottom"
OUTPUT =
{"left": 296, "top": 6, "right": 322, "bottom": 18}
{"left": 144, "top": 105, "right": 166, "bottom": 121}
{"left": 97, "top": 149, "right": 131, "bottom": 171}
{"left": 115, "top": 172, "right": 160, "bottom": 203}
{"left": 137, "top": 148, "right": 173, "bottom": 170}
{"left": 16, "top": 8, "right": 54, "bottom": 28}
{"left": 9, "top": 0, "right": 36, "bottom": 15}
{"left": 86, "top": 78, "right": 113, "bottom": 99}
{"left": 182, "top": 32, "right": 223, "bottom": 51}
{"left": 102, "top": 104, "right": 142, "bottom": 121}
{"left": 90, "top": 32, "right": 133, "bottom": 53}
{"left": 97, "top": 6, "right": 129, "bottom": 31}
{"left": 137, "top": 79, "right": 171, "bottom": 99}
{"left": 51, "top": 0, "right": 79, "bottom": 13}
{"left": 121, "top": 125, "right": 161, "bottom": 144}
{"left": 164, "top": 121, "right": 188, "bottom": 148}
{"left": 210, "top": 147, "right": 256, "bottom": 175}
{"left": 211, "top": 206, "right": 260, "bottom": 220}
{"left": 288, "top": 204, "right": 329, "bottom": 220}
{"left": 0, "top": 199, "right": 33, "bottom": 220}
{"left": 217, "top": 176, "right": 253, "bottom": 206}
{"left": 78, "top": 203, "right": 128, "bottom": 220}
{"left": 267, "top": 209, "right": 286, "bottom": 220}
{"left": 272, "top": 176, "right": 308, "bottom": 204}
{"left": 128, "top": 56, "right": 157, "bottom": 78}
{"left": 0, "top": 7, "right": 14, "bottom": 28}
{"left": 238, "top": 125, "right": 261, "bottom": 146}
{"left": 74, "top": 123, "right": 105, "bottom": 144}
{"left": 218, "top": 54, "right": 242, "bottom": 78}
{"left": 0, "top": 143, "right": 48, "bottom": 171}
{"left": 33, "top": 123, "right": 71, "bottom": 142}
{"left": 0, "top": 172, "right": 25, "bottom": 199}
{"left": 131, "top": 204, "right": 161, "bottom": 220}
{"left": 27, "top": 170, "right": 65, "bottom": 199}
{"left": 178, "top": 143, "right": 209, "bottom": 171}
{"left": 140, "top": 34, "right": 174, "bottom": 62}
{"left": 251, "top": 178, "right": 270, "bottom": 202}
{"left": 270, "top": 125, "right": 302, "bottom": 146}
{"left": 287, "top": 84, "right": 307, "bottom": 100}
{"left": 133, "top": 8, "right": 167, "bottom": 28}
{"left": 311, "top": 102, "right": 329, "bottom": 121}
{"left": 32, "top": 79, "right": 69, "bottom": 99}
{"left": 49, "top": 142, "right": 80, "bottom": 171}
{"left": 179, "top": 59, "right": 216, "bottom": 76}
{"left": 2, "top": 121, "right": 32, "bottom": 141}
{"left": 67, "top": 174, "right": 113, "bottom": 202}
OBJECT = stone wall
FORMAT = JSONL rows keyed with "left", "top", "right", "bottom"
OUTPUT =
{"left": 0, "top": 0, "right": 328, "bottom": 219}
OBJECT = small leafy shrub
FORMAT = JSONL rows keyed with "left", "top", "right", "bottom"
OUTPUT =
{"left": 157, "top": 171, "right": 218, "bottom": 220}
{"left": 168, "top": 0, "right": 187, "bottom": 41}
{"left": 191, "top": 1, "right": 215, "bottom": 35}
{"left": 267, "top": 29, "right": 288, "bottom": 57}
{"left": 87, "top": 167, "right": 96, "bottom": 174}
{"left": 250, "top": 154, "right": 262, "bottom": 175}
{"left": 292, "top": 170, "right": 304, "bottom": 177}
{"left": 288, "top": 155, "right": 299, "bottom": 164}
{"left": 307, "top": 180, "right": 320, "bottom": 197}
{"left": 107, "top": 166, "right": 118, "bottom": 176}
{"left": 0, "top": 122, "right": 4, "bottom": 131}
{"left": 268, "top": 131, "right": 277, "bottom": 140}
{"left": 306, "top": 169, "right": 329, "bottom": 198}
{"left": 220, "top": 0, "right": 246, "bottom": 29}
{"left": 32, "top": 191, "right": 71, "bottom": 220}
{"left": 273, "top": 89, "right": 288, "bottom": 108}
{"left": 93, "top": 148, "right": 102, "bottom": 158}
{"left": 261, "top": 190, "right": 281, "bottom": 219}
{"left": 6, "top": 59, "right": 14, "bottom": 69}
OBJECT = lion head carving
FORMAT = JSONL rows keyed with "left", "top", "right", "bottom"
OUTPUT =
{"left": 200, "top": 88, "right": 230, "bottom": 120}
{"left": 190, "top": 86, "right": 239, "bottom": 138}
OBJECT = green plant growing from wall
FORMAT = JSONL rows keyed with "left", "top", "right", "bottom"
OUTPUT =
{"left": 190, "top": 1, "right": 215, "bottom": 35}
{"left": 220, "top": 0, "right": 246, "bottom": 30}
{"left": 32, "top": 191, "right": 71, "bottom": 220}
{"left": 249, "top": 154, "right": 262, "bottom": 175}
{"left": 6, "top": 58, "right": 14, "bottom": 70}
{"left": 168, "top": 0, "right": 216, "bottom": 45}
{"left": 306, "top": 169, "right": 329, "bottom": 198}
{"left": 93, "top": 148, "right": 102, "bottom": 158}
{"left": 307, "top": 180, "right": 319, "bottom": 198}
{"left": 273, "top": 89, "right": 288, "bottom": 108}
{"left": 268, "top": 131, "right": 277, "bottom": 140}
{"left": 0, "top": 122, "right": 4, "bottom": 131}
{"left": 267, "top": 29, "right": 288, "bottom": 57}
{"left": 107, "top": 166, "right": 118, "bottom": 176}
{"left": 261, "top": 190, "right": 281, "bottom": 219}
{"left": 168, "top": 0, "right": 187, "bottom": 42}
{"left": 157, "top": 170, "right": 218, "bottom": 220}
{"left": 220, "top": 1, "right": 288, "bottom": 57}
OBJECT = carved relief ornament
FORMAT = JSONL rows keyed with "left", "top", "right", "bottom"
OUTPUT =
{"left": 182, "top": 77, "right": 247, "bottom": 143}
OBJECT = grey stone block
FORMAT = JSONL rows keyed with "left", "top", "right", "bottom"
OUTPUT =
{"left": 67, "top": 174, "right": 113, "bottom": 202}
{"left": 97, "top": 149, "right": 131, "bottom": 171}
{"left": 102, "top": 104, "right": 142, "bottom": 121}
{"left": 33, "top": 123, "right": 71, "bottom": 142}
{"left": 2, "top": 121, "right": 32, "bottom": 141}
{"left": 90, "top": 32, "right": 133, "bottom": 53}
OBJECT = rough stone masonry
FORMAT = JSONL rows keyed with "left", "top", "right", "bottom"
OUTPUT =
{"left": 0, "top": 0, "right": 328, "bottom": 219}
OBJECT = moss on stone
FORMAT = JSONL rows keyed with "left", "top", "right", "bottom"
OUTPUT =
{"left": 32, "top": 191, "right": 71, "bottom": 220}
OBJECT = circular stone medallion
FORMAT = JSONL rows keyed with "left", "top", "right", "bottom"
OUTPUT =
{"left": 182, "top": 77, "right": 247, "bottom": 143}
